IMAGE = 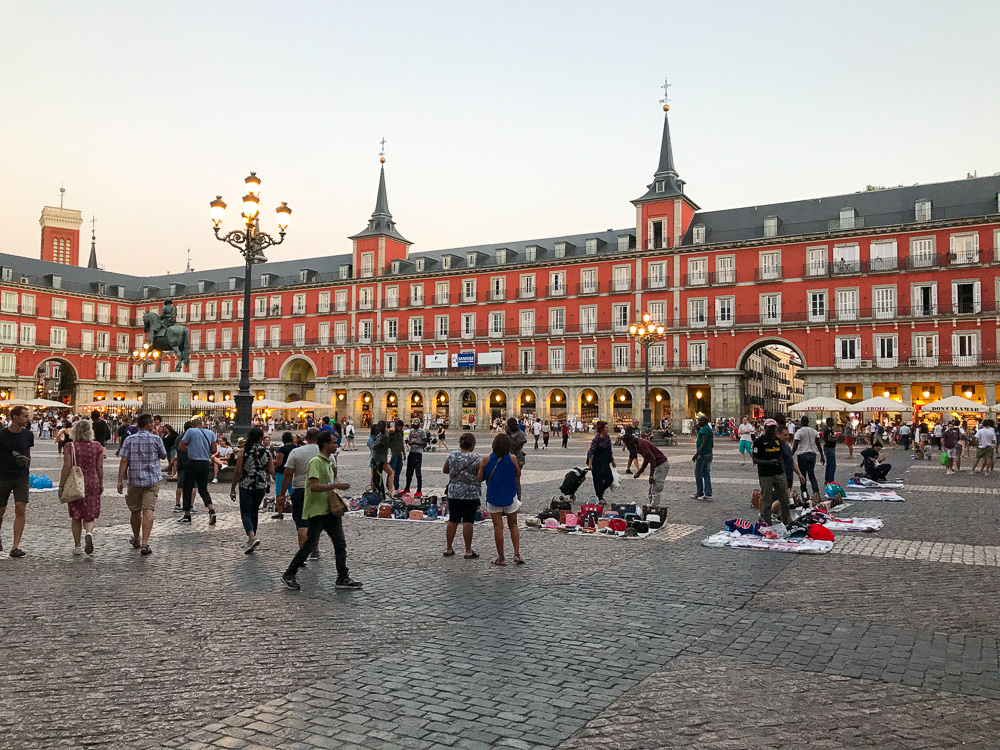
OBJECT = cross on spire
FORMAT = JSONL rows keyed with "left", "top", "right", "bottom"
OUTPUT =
{"left": 659, "top": 77, "right": 672, "bottom": 107}
{"left": 91, "top": 215, "right": 97, "bottom": 239}
{"left": 379, "top": 137, "right": 386, "bottom": 161}
{"left": 59, "top": 183, "right": 66, "bottom": 209}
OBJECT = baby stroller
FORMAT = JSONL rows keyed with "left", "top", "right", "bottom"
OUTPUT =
{"left": 559, "top": 466, "right": 591, "bottom": 500}
{"left": 424, "top": 434, "right": 439, "bottom": 453}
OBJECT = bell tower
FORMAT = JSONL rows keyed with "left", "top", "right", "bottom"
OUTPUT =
{"left": 40, "top": 187, "right": 83, "bottom": 265}
{"left": 349, "top": 142, "right": 411, "bottom": 278}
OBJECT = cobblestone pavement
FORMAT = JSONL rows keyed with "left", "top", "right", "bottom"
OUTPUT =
{"left": 2, "top": 432, "right": 999, "bottom": 748}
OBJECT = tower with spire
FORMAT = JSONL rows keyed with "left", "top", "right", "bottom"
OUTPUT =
{"left": 39, "top": 185, "right": 83, "bottom": 265}
{"left": 349, "top": 141, "right": 411, "bottom": 278}
{"left": 632, "top": 79, "right": 699, "bottom": 252}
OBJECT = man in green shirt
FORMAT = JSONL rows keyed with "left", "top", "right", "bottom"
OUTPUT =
{"left": 691, "top": 415, "right": 714, "bottom": 500}
{"left": 281, "top": 432, "right": 361, "bottom": 591}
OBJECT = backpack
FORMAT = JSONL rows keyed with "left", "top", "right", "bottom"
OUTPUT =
{"left": 942, "top": 429, "right": 959, "bottom": 450}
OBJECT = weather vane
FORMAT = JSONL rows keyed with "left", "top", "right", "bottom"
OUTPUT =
{"left": 659, "top": 77, "right": 672, "bottom": 108}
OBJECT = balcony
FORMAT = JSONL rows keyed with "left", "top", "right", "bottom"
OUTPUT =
{"left": 755, "top": 267, "right": 783, "bottom": 282}
{"left": 866, "top": 256, "right": 900, "bottom": 273}
{"left": 546, "top": 285, "right": 567, "bottom": 297}
{"left": 949, "top": 250, "right": 981, "bottom": 266}
{"left": 576, "top": 282, "right": 599, "bottom": 295}
{"left": 358, "top": 300, "right": 373, "bottom": 310}
{"left": 607, "top": 279, "right": 633, "bottom": 293}
{"left": 906, "top": 253, "right": 942, "bottom": 270}
{"left": 384, "top": 298, "right": 399, "bottom": 310}
{"left": 830, "top": 259, "right": 862, "bottom": 276}
{"left": 710, "top": 270, "right": 736, "bottom": 285}
{"left": 435, "top": 293, "right": 450, "bottom": 305}
{"left": 518, "top": 288, "right": 536, "bottom": 300}
{"left": 803, "top": 262, "right": 829, "bottom": 278}
{"left": 874, "top": 356, "right": 899, "bottom": 369}
{"left": 490, "top": 291, "right": 507, "bottom": 302}
{"left": 643, "top": 277, "right": 668, "bottom": 290}
{"left": 834, "top": 357, "right": 862, "bottom": 369}
{"left": 683, "top": 273, "right": 709, "bottom": 287}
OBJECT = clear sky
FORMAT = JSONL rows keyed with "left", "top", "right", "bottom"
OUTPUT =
{"left": 1, "top": 0, "right": 997, "bottom": 275}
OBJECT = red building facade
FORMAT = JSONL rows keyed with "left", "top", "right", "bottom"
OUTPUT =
{"left": 1, "top": 103, "right": 999, "bottom": 427}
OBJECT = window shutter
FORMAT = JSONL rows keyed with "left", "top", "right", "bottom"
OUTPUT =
{"left": 974, "top": 281, "right": 982, "bottom": 313}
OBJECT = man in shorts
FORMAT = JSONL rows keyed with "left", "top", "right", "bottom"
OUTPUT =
{"left": 942, "top": 420, "right": 965, "bottom": 475}
{"left": 973, "top": 419, "right": 997, "bottom": 475}
{"left": 737, "top": 417, "right": 754, "bottom": 466}
{"left": 623, "top": 420, "right": 639, "bottom": 474}
{"left": 278, "top": 428, "right": 321, "bottom": 558}
{"left": 117, "top": 413, "right": 166, "bottom": 555}
{"left": 0, "top": 406, "right": 34, "bottom": 557}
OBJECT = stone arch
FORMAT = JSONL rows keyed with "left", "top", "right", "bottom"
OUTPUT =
{"left": 736, "top": 338, "right": 807, "bottom": 371}
{"left": 34, "top": 357, "right": 79, "bottom": 404}
{"left": 279, "top": 355, "right": 318, "bottom": 382}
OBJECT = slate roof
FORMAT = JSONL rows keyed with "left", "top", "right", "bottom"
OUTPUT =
{"left": 682, "top": 174, "right": 1000, "bottom": 246}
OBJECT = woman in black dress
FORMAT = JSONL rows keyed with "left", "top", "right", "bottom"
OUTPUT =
{"left": 587, "top": 420, "right": 616, "bottom": 501}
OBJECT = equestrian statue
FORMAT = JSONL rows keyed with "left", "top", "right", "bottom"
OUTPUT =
{"left": 143, "top": 299, "right": 191, "bottom": 372}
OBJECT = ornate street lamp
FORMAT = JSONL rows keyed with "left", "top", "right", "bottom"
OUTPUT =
{"left": 209, "top": 173, "right": 291, "bottom": 437}
{"left": 629, "top": 312, "right": 666, "bottom": 431}
{"left": 131, "top": 341, "right": 162, "bottom": 370}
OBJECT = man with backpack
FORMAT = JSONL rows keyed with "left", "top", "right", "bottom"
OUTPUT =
{"left": 943, "top": 419, "right": 964, "bottom": 475}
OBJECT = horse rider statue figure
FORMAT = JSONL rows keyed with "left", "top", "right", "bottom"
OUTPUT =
{"left": 143, "top": 298, "right": 191, "bottom": 372}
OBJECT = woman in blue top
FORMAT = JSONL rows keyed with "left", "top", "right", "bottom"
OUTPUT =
{"left": 478, "top": 433, "right": 523, "bottom": 566}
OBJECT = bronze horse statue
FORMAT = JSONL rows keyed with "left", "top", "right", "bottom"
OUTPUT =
{"left": 142, "top": 311, "right": 191, "bottom": 372}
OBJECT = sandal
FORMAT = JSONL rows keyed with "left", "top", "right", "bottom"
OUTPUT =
{"left": 513, "top": 554, "right": 525, "bottom": 565}
{"left": 129, "top": 536, "right": 140, "bottom": 549}
{"left": 443, "top": 550, "right": 456, "bottom": 557}
{"left": 140, "top": 544, "right": 152, "bottom": 556}
{"left": 491, "top": 557, "right": 506, "bottom": 566}
{"left": 464, "top": 551, "right": 479, "bottom": 559}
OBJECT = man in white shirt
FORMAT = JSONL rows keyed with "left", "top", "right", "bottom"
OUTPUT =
{"left": 791, "top": 415, "right": 823, "bottom": 501}
{"left": 737, "top": 418, "right": 754, "bottom": 466}
{"left": 973, "top": 419, "right": 997, "bottom": 475}
{"left": 532, "top": 419, "right": 543, "bottom": 450}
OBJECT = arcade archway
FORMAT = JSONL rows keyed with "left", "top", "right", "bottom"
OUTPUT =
{"left": 461, "top": 390, "right": 477, "bottom": 429}
{"left": 649, "top": 387, "right": 671, "bottom": 427}
{"left": 612, "top": 388, "right": 633, "bottom": 428}
{"left": 548, "top": 389, "right": 567, "bottom": 422}
{"left": 35, "top": 359, "right": 77, "bottom": 405}
{"left": 434, "top": 390, "right": 450, "bottom": 426}
{"left": 518, "top": 389, "right": 536, "bottom": 419}
{"left": 737, "top": 339, "right": 804, "bottom": 419}
{"left": 579, "top": 388, "right": 598, "bottom": 424}
{"left": 408, "top": 390, "right": 424, "bottom": 422}
{"left": 488, "top": 389, "right": 507, "bottom": 423}
{"left": 357, "top": 390, "right": 374, "bottom": 427}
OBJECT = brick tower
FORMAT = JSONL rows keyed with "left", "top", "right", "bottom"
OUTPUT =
{"left": 40, "top": 187, "right": 83, "bottom": 265}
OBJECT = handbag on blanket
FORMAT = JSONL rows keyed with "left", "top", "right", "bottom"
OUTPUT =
{"left": 59, "top": 443, "right": 85, "bottom": 504}
{"left": 378, "top": 503, "right": 393, "bottom": 518}
{"left": 364, "top": 505, "right": 378, "bottom": 517}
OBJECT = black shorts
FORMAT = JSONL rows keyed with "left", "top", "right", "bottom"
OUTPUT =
{"left": 291, "top": 488, "right": 308, "bottom": 529}
{"left": 448, "top": 497, "right": 479, "bottom": 524}
{"left": 0, "top": 477, "right": 29, "bottom": 506}
{"left": 628, "top": 446, "right": 638, "bottom": 459}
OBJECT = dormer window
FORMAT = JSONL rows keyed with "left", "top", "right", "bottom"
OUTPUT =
{"left": 229, "top": 276, "right": 239, "bottom": 290}
{"left": 839, "top": 208, "right": 857, "bottom": 230}
{"left": 96, "top": 282, "right": 106, "bottom": 296}
{"left": 525, "top": 246, "right": 537, "bottom": 262}
{"left": 764, "top": 217, "right": 779, "bottom": 238}
{"left": 692, "top": 225, "right": 706, "bottom": 245}
{"left": 442, "top": 256, "right": 451, "bottom": 270}
{"left": 339, "top": 265, "right": 351, "bottom": 280}
{"left": 391, "top": 260, "right": 400, "bottom": 274}
{"left": 51, "top": 275, "right": 62, "bottom": 289}
{"left": 655, "top": 180, "right": 665, "bottom": 193}
{"left": 466, "top": 252, "right": 476, "bottom": 267}
{"left": 617, "top": 235, "right": 631, "bottom": 253}
{"left": 495, "top": 248, "right": 507, "bottom": 265}
{"left": 116, "top": 285, "right": 125, "bottom": 298}
{"left": 915, "top": 200, "right": 932, "bottom": 222}
{"left": 0, "top": 267, "right": 11, "bottom": 282}
{"left": 299, "top": 270, "right": 309, "bottom": 283}
{"left": 554, "top": 242, "right": 566, "bottom": 259}
{"left": 197, "top": 281, "right": 206, "bottom": 293}
{"left": 416, "top": 258, "right": 425, "bottom": 272}
{"left": 585, "top": 239, "right": 598, "bottom": 255}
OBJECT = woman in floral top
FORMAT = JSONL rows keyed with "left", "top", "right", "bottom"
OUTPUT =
{"left": 230, "top": 427, "right": 274, "bottom": 554}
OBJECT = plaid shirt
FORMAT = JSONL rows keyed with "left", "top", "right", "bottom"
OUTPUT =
{"left": 120, "top": 430, "right": 166, "bottom": 487}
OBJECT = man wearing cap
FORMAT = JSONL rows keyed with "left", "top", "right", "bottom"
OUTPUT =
{"left": 628, "top": 435, "right": 669, "bottom": 504}
{"left": 752, "top": 419, "right": 791, "bottom": 526}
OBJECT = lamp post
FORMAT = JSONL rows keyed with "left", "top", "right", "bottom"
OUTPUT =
{"left": 210, "top": 173, "right": 291, "bottom": 437}
{"left": 628, "top": 312, "right": 666, "bottom": 431}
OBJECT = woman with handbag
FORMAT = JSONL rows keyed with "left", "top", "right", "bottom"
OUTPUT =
{"left": 230, "top": 427, "right": 274, "bottom": 554}
{"left": 588, "top": 420, "right": 616, "bottom": 501}
{"left": 59, "top": 419, "right": 104, "bottom": 556}
{"left": 442, "top": 432, "right": 481, "bottom": 559}
{"left": 478, "top": 433, "right": 523, "bottom": 566}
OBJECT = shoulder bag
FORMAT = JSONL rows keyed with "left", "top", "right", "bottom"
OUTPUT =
{"left": 60, "top": 442, "right": 86, "bottom": 504}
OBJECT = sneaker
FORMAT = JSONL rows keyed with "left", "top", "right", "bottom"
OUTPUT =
{"left": 414, "top": 491, "right": 422, "bottom": 498}
{"left": 335, "top": 578, "right": 362, "bottom": 590}
{"left": 691, "top": 493, "right": 703, "bottom": 499}
{"left": 310, "top": 549, "right": 320, "bottom": 560}
{"left": 271, "top": 513, "right": 284, "bottom": 520}
{"left": 209, "top": 512, "right": 217, "bottom": 526}
{"left": 9, "top": 548, "right": 25, "bottom": 558}
{"left": 281, "top": 573, "right": 300, "bottom": 591}
{"left": 178, "top": 515, "right": 192, "bottom": 523}
{"left": 190, "top": 507, "right": 199, "bottom": 514}
{"left": 625, "top": 469, "right": 633, "bottom": 475}
{"left": 245, "top": 537, "right": 261, "bottom": 554}
{"left": 211, "top": 478, "right": 219, "bottom": 484}
{"left": 73, "top": 546, "right": 84, "bottom": 556}
{"left": 172, "top": 505, "right": 183, "bottom": 513}
{"left": 84, "top": 532, "right": 94, "bottom": 555}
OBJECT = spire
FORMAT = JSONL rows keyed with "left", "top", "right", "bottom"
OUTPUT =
{"left": 349, "top": 143, "right": 410, "bottom": 244}
{"left": 633, "top": 78, "right": 695, "bottom": 205}
{"left": 185, "top": 247, "right": 193, "bottom": 272}
{"left": 87, "top": 216, "right": 99, "bottom": 269}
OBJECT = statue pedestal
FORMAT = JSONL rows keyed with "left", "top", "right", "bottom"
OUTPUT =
{"left": 142, "top": 372, "right": 195, "bottom": 430}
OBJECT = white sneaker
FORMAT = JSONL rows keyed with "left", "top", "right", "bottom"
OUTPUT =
{"left": 72, "top": 546, "right": 83, "bottom": 556}
{"left": 212, "top": 478, "right": 219, "bottom": 484}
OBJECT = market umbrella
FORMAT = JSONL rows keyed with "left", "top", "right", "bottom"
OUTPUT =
{"left": 788, "top": 396, "right": 852, "bottom": 412}
{"left": 851, "top": 396, "right": 906, "bottom": 411}
{"left": 283, "top": 400, "right": 334, "bottom": 411}
{"left": 79, "top": 399, "right": 143, "bottom": 409}
{"left": 191, "top": 398, "right": 235, "bottom": 408}
{"left": 920, "top": 395, "right": 988, "bottom": 413}
{"left": 251, "top": 399, "right": 294, "bottom": 411}
{"left": 24, "top": 398, "right": 71, "bottom": 409}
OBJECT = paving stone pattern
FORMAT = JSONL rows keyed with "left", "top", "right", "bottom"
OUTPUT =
{"left": 1, "top": 434, "right": 999, "bottom": 749}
